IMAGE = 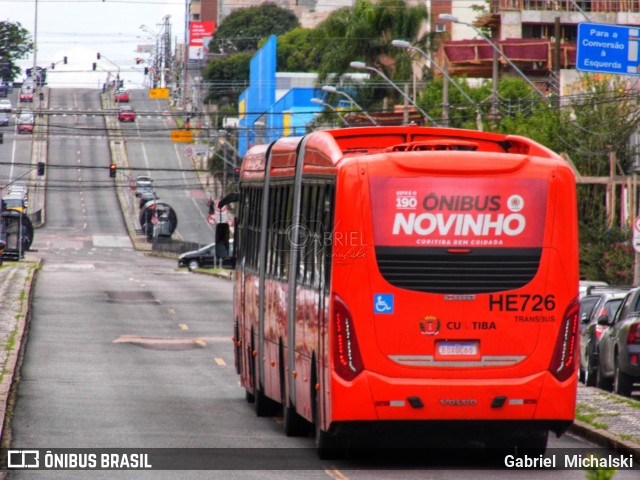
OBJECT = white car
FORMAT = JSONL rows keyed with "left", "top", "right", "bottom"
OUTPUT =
{"left": 0, "top": 98, "right": 12, "bottom": 112}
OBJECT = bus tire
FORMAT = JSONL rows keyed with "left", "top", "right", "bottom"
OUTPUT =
{"left": 316, "top": 427, "right": 344, "bottom": 460}
{"left": 252, "top": 356, "right": 279, "bottom": 417}
{"left": 613, "top": 357, "right": 633, "bottom": 397}
{"left": 515, "top": 430, "right": 548, "bottom": 457}
{"left": 283, "top": 402, "right": 311, "bottom": 437}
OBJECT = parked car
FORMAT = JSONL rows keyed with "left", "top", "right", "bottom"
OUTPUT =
{"left": 178, "top": 241, "right": 233, "bottom": 270}
{"left": 579, "top": 288, "right": 630, "bottom": 386}
{"left": 114, "top": 89, "right": 129, "bottom": 103}
{"left": 597, "top": 287, "right": 640, "bottom": 396}
{"left": 117, "top": 105, "right": 135, "bottom": 122}
{"left": 0, "top": 98, "right": 12, "bottom": 112}
{"left": 178, "top": 243, "right": 217, "bottom": 270}
{"left": 580, "top": 280, "right": 608, "bottom": 298}
{"left": 0, "top": 112, "right": 9, "bottom": 127}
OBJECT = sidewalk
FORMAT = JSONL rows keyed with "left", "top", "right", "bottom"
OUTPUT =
{"left": 572, "top": 384, "right": 640, "bottom": 456}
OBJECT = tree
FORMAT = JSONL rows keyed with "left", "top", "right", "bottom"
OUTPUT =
{"left": 315, "top": 0, "right": 428, "bottom": 85}
{"left": 208, "top": 3, "right": 299, "bottom": 55}
{"left": 0, "top": 21, "right": 32, "bottom": 81}
{"left": 276, "top": 27, "right": 323, "bottom": 73}
{"left": 203, "top": 52, "right": 252, "bottom": 105}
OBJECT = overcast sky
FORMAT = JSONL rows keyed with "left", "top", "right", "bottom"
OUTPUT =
{"left": 0, "top": 0, "right": 187, "bottom": 89}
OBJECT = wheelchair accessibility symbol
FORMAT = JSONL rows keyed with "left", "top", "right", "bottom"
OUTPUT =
{"left": 374, "top": 294, "right": 394, "bottom": 314}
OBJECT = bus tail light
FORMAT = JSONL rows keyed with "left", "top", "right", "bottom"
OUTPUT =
{"left": 549, "top": 298, "right": 579, "bottom": 382}
{"left": 332, "top": 295, "right": 364, "bottom": 381}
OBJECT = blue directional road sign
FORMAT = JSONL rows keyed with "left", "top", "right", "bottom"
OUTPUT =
{"left": 577, "top": 22, "right": 640, "bottom": 75}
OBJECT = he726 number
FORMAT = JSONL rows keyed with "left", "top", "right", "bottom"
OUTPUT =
{"left": 488, "top": 294, "right": 555, "bottom": 312}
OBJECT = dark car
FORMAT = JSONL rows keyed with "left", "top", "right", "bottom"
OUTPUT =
{"left": 178, "top": 243, "right": 218, "bottom": 270}
{"left": 579, "top": 289, "right": 630, "bottom": 386}
{"left": 597, "top": 287, "right": 640, "bottom": 396}
{"left": 0, "top": 112, "right": 9, "bottom": 126}
{"left": 178, "top": 236, "right": 232, "bottom": 270}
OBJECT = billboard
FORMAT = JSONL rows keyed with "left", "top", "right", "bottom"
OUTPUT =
{"left": 189, "top": 21, "right": 216, "bottom": 61}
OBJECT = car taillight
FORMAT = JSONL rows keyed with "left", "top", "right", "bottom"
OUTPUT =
{"left": 628, "top": 324, "right": 640, "bottom": 345}
{"left": 549, "top": 298, "right": 579, "bottom": 382}
{"left": 595, "top": 324, "right": 607, "bottom": 340}
{"left": 332, "top": 295, "right": 364, "bottom": 381}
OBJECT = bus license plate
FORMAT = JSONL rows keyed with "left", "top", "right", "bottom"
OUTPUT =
{"left": 437, "top": 341, "right": 478, "bottom": 356}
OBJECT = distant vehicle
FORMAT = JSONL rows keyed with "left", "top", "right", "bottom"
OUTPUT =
{"left": 16, "top": 111, "right": 35, "bottom": 134}
{"left": 597, "top": 287, "right": 640, "bottom": 396}
{"left": 19, "top": 87, "right": 33, "bottom": 103}
{"left": 178, "top": 243, "right": 217, "bottom": 270}
{"left": 0, "top": 112, "right": 9, "bottom": 127}
{"left": 117, "top": 105, "right": 135, "bottom": 122}
{"left": 134, "top": 176, "right": 154, "bottom": 198}
{"left": 178, "top": 240, "right": 233, "bottom": 270}
{"left": 579, "top": 288, "right": 630, "bottom": 386}
{"left": 7, "top": 182, "right": 28, "bottom": 202}
{"left": 114, "top": 89, "right": 129, "bottom": 103}
{"left": 138, "top": 190, "right": 157, "bottom": 209}
{"left": 0, "top": 98, "right": 11, "bottom": 112}
{"left": 580, "top": 280, "right": 608, "bottom": 298}
{"left": 1, "top": 193, "right": 28, "bottom": 212}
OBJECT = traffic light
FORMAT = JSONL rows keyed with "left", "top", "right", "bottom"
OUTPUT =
{"left": 51, "top": 63, "right": 55, "bottom": 70}
{"left": 37, "top": 162, "right": 45, "bottom": 176}
{"left": 63, "top": 56, "right": 67, "bottom": 64}
{"left": 109, "top": 163, "right": 116, "bottom": 178}
{"left": 97, "top": 52, "right": 101, "bottom": 60}
{"left": 144, "top": 67, "right": 149, "bottom": 75}
{"left": 92, "top": 63, "right": 97, "bottom": 71}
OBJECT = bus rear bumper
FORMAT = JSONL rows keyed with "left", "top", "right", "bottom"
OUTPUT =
{"left": 330, "top": 369, "right": 576, "bottom": 434}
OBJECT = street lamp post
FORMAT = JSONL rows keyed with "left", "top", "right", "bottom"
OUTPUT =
{"left": 349, "top": 61, "right": 438, "bottom": 126}
{"left": 311, "top": 98, "right": 351, "bottom": 127}
{"left": 392, "top": 39, "right": 483, "bottom": 131}
{"left": 438, "top": 14, "right": 546, "bottom": 99}
{"left": 321, "top": 85, "right": 378, "bottom": 126}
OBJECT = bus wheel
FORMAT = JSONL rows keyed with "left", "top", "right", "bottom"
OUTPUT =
{"left": 245, "top": 346, "right": 255, "bottom": 403}
{"left": 253, "top": 357, "right": 279, "bottom": 417}
{"left": 515, "top": 430, "right": 548, "bottom": 457}
{"left": 283, "top": 401, "right": 311, "bottom": 437}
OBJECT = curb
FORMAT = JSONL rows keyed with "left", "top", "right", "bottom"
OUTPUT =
{"left": 0, "top": 258, "right": 40, "bottom": 447}
{"left": 569, "top": 419, "right": 640, "bottom": 459}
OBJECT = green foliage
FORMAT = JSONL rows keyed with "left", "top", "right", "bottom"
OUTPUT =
{"left": 0, "top": 21, "right": 32, "bottom": 80}
{"left": 202, "top": 53, "right": 251, "bottom": 105}
{"left": 208, "top": 3, "right": 299, "bottom": 55}
{"left": 315, "top": 0, "right": 427, "bottom": 86}
{"left": 580, "top": 226, "right": 633, "bottom": 284}
{"left": 276, "top": 28, "right": 323, "bottom": 72}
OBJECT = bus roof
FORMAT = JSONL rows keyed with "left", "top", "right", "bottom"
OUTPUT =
{"left": 240, "top": 126, "right": 565, "bottom": 180}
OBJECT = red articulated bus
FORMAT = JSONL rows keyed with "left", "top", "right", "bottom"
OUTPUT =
{"left": 221, "top": 126, "right": 579, "bottom": 458}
